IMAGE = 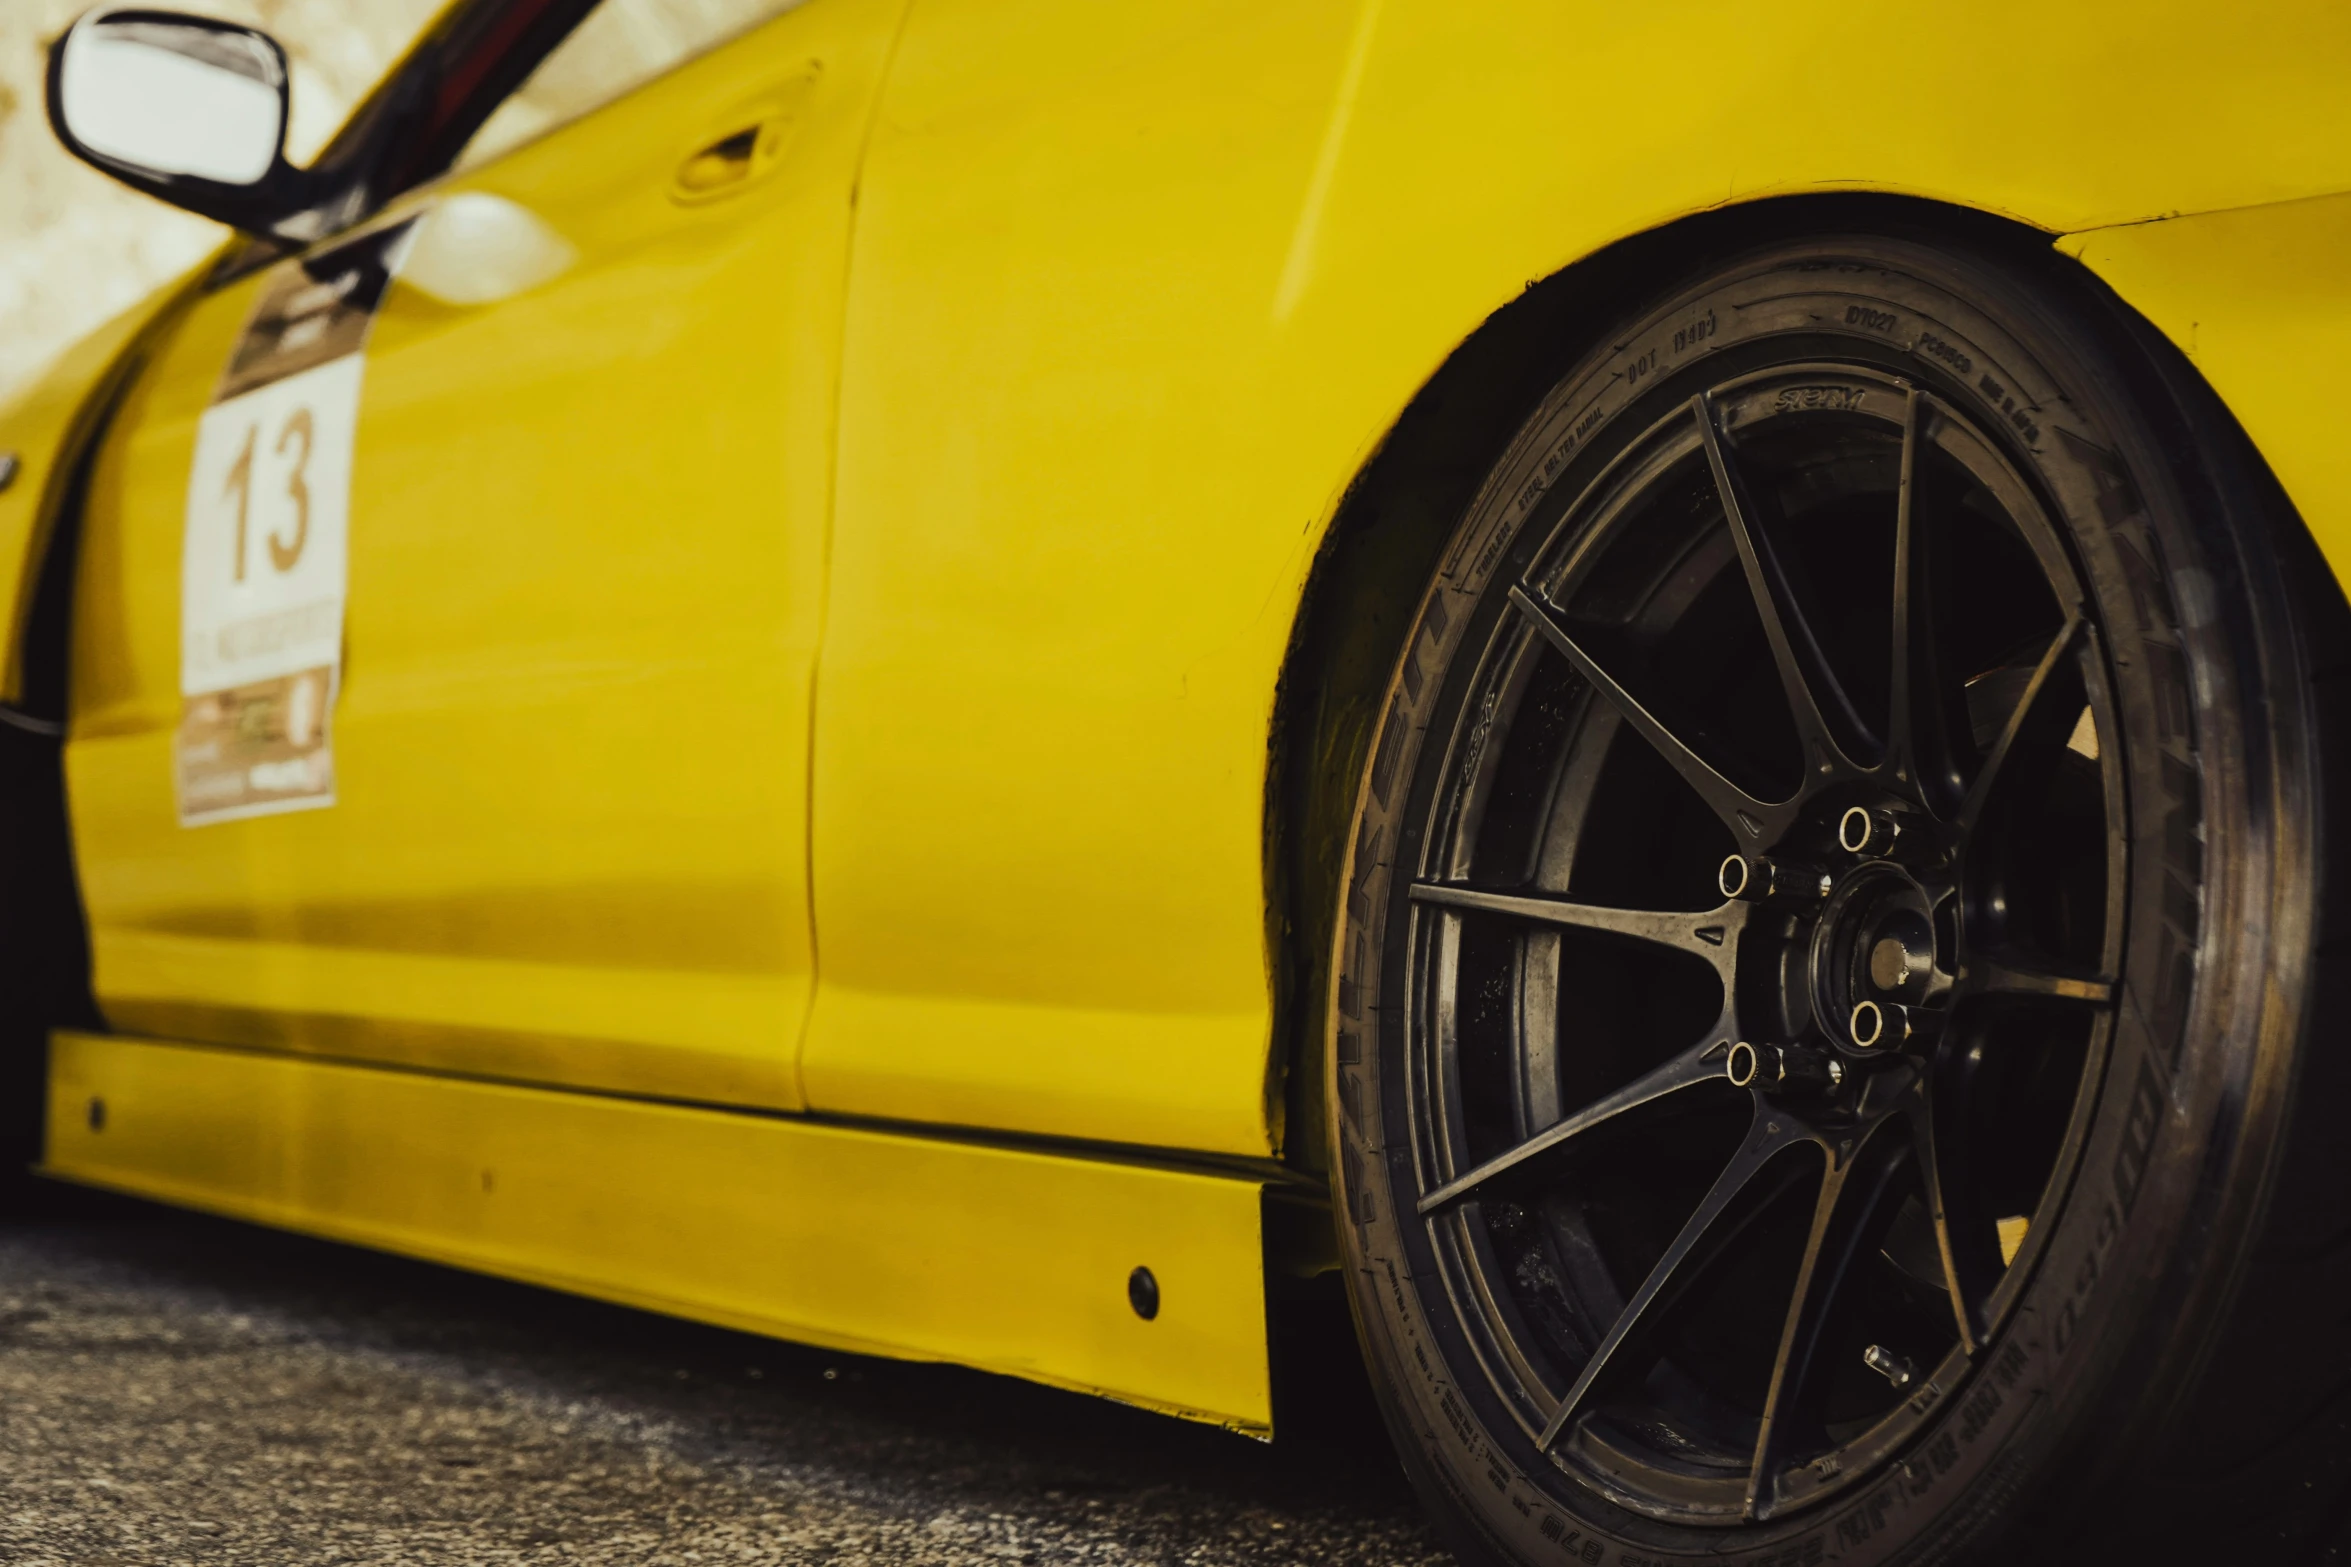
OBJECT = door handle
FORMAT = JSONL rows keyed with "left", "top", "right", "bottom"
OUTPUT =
{"left": 671, "top": 64, "right": 822, "bottom": 204}
{"left": 675, "top": 126, "right": 763, "bottom": 196}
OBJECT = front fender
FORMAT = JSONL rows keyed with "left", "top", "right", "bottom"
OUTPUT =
{"left": 0, "top": 275, "right": 200, "bottom": 711}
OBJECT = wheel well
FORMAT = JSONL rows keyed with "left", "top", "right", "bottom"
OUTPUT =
{"left": 1262, "top": 193, "right": 2065, "bottom": 1177}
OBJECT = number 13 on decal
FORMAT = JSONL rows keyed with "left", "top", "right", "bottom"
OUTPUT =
{"left": 181, "top": 355, "right": 358, "bottom": 702}
{"left": 220, "top": 404, "right": 314, "bottom": 582}
{"left": 177, "top": 351, "right": 360, "bottom": 825}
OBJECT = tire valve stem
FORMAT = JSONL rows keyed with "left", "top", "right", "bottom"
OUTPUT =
{"left": 1863, "top": 1344, "right": 1918, "bottom": 1390}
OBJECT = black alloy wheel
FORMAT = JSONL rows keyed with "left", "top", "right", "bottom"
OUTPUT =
{"left": 1328, "top": 231, "right": 2351, "bottom": 1567}
{"left": 1411, "top": 360, "right": 2115, "bottom": 1524}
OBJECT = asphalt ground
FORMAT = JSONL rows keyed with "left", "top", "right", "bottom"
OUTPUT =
{"left": 0, "top": 1187, "right": 1453, "bottom": 1566}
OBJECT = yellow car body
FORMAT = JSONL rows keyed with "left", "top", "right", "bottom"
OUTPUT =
{"left": 5, "top": 0, "right": 2347, "bottom": 1436}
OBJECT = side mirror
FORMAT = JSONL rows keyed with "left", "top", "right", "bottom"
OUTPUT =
{"left": 47, "top": 8, "right": 320, "bottom": 236}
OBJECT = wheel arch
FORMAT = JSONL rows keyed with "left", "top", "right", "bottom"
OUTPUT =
{"left": 1261, "top": 192, "right": 2083, "bottom": 1182}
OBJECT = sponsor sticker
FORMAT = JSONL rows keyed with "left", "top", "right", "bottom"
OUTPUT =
{"left": 177, "top": 219, "right": 411, "bottom": 825}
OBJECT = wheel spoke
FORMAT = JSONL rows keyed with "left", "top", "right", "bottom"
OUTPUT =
{"left": 1409, "top": 881, "right": 1746, "bottom": 968}
{"left": 1953, "top": 612, "right": 2087, "bottom": 839}
{"left": 1961, "top": 954, "right": 2116, "bottom": 1007}
{"left": 1887, "top": 389, "right": 1967, "bottom": 809}
{"left": 1537, "top": 1106, "right": 1811, "bottom": 1450}
{"left": 1907, "top": 1082, "right": 2000, "bottom": 1354}
{"left": 1507, "top": 583, "right": 1786, "bottom": 844}
{"left": 1694, "top": 393, "right": 1874, "bottom": 770}
{"left": 1745, "top": 1119, "right": 1910, "bottom": 1519}
{"left": 1419, "top": 1035, "right": 1733, "bottom": 1214}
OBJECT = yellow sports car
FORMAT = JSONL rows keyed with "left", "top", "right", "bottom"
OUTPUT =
{"left": 11, "top": 0, "right": 2350, "bottom": 1560}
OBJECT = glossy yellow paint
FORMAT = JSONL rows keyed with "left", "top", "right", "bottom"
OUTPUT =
{"left": 44, "top": 1030, "right": 1273, "bottom": 1432}
{"left": 13, "top": 0, "right": 2351, "bottom": 1429}
{"left": 2061, "top": 193, "right": 2351, "bottom": 603}
{"left": 68, "top": 0, "right": 905, "bottom": 1109}
{"left": 806, "top": 0, "right": 2351, "bottom": 1157}
{"left": 0, "top": 286, "right": 187, "bottom": 707}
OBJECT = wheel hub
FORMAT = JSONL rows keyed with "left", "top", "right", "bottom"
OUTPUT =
{"left": 1726, "top": 807, "right": 1956, "bottom": 1086}
{"left": 1807, "top": 853, "right": 1946, "bottom": 1055}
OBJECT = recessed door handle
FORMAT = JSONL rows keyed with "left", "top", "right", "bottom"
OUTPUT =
{"left": 670, "top": 62, "right": 821, "bottom": 205}
{"left": 675, "top": 126, "right": 763, "bottom": 195}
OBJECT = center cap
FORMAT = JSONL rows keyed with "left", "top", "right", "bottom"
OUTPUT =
{"left": 1810, "top": 862, "right": 1940, "bottom": 1050}
{"left": 1866, "top": 913, "right": 1935, "bottom": 995}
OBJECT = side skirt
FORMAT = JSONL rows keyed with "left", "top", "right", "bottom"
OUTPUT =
{"left": 40, "top": 1030, "right": 1272, "bottom": 1434}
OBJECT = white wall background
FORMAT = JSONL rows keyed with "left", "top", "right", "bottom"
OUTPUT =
{"left": 0, "top": 0, "right": 447, "bottom": 409}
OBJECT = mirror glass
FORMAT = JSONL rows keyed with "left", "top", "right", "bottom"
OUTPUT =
{"left": 57, "top": 15, "right": 285, "bottom": 185}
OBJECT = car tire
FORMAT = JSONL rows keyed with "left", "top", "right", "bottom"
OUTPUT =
{"left": 1325, "top": 228, "right": 2351, "bottom": 1566}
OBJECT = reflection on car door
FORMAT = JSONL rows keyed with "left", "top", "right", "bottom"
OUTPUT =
{"left": 68, "top": 0, "right": 905, "bottom": 1108}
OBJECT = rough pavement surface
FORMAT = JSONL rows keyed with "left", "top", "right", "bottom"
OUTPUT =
{"left": 0, "top": 1190, "right": 1453, "bottom": 1566}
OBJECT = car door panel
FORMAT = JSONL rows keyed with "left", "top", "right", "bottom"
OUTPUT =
{"left": 70, "top": 0, "right": 905, "bottom": 1108}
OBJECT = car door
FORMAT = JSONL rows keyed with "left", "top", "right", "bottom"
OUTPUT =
{"left": 68, "top": 0, "right": 905, "bottom": 1108}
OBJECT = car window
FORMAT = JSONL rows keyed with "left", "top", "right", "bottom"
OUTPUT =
{"left": 455, "top": 0, "right": 811, "bottom": 171}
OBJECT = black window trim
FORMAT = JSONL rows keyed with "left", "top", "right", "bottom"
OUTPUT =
{"left": 217, "top": 0, "right": 606, "bottom": 281}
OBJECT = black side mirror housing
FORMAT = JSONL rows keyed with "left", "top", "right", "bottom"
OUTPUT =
{"left": 47, "top": 7, "right": 329, "bottom": 238}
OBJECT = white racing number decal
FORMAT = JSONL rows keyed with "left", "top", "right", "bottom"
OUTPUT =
{"left": 177, "top": 220, "right": 412, "bottom": 826}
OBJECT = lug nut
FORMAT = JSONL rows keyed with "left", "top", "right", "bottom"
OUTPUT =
{"left": 1849, "top": 998, "right": 1925, "bottom": 1048}
{"left": 1719, "top": 854, "right": 1831, "bottom": 902}
{"left": 1840, "top": 806, "right": 1903, "bottom": 857}
{"left": 1726, "top": 1041, "right": 1843, "bottom": 1093}
{"left": 1719, "top": 854, "right": 1755, "bottom": 900}
{"left": 1774, "top": 1043, "right": 1843, "bottom": 1093}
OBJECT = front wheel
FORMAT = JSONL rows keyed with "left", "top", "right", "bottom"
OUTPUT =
{"left": 1327, "top": 230, "right": 2350, "bottom": 1565}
